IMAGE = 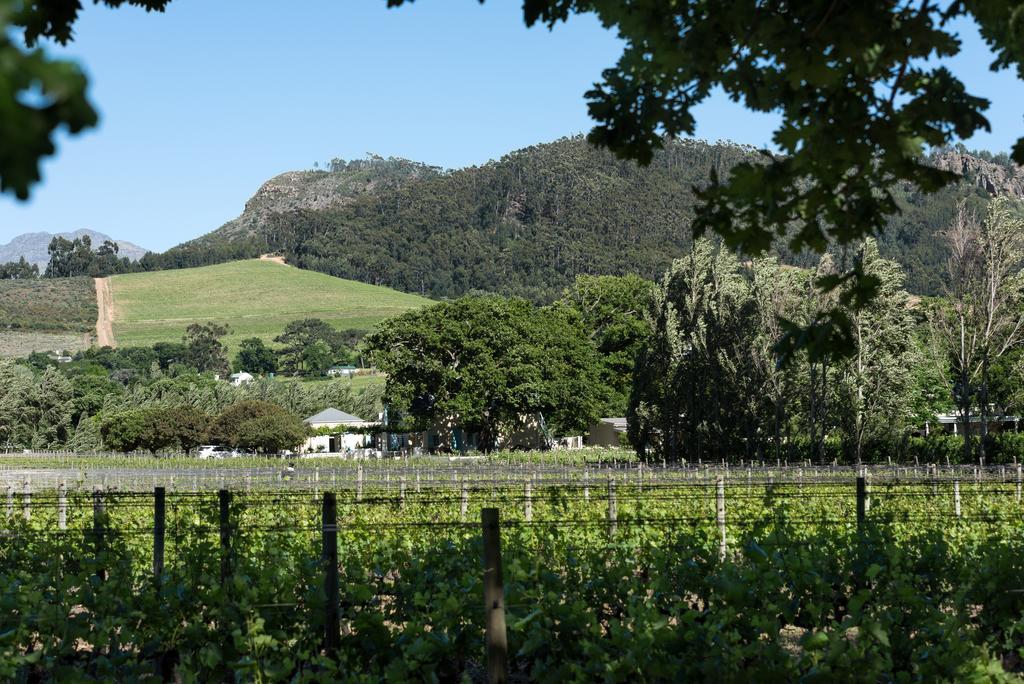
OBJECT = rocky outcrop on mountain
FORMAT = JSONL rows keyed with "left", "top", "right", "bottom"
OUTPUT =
{"left": 202, "top": 157, "right": 442, "bottom": 242}
{"left": 933, "top": 149, "right": 1024, "bottom": 199}
{"left": 0, "top": 229, "right": 150, "bottom": 269}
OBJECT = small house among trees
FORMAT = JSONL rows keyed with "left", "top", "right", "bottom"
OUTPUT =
{"left": 304, "top": 408, "right": 371, "bottom": 453}
{"left": 229, "top": 371, "right": 254, "bottom": 387}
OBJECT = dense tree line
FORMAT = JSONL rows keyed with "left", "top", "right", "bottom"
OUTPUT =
{"left": 44, "top": 234, "right": 137, "bottom": 278}
{"left": 0, "top": 257, "right": 38, "bottom": 279}
{"left": 99, "top": 400, "right": 308, "bottom": 454}
{"left": 628, "top": 224, "right": 1024, "bottom": 464}
{"left": 1, "top": 327, "right": 381, "bottom": 452}
{"left": 363, "top": 223, "right": 1023, "bottom": 463}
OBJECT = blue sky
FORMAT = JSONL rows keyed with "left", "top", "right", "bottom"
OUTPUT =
{"left": 0, "top": 1, "right": 1021, "bottom": 252}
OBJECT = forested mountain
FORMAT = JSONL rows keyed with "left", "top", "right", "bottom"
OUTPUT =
{"left": 158, "top": 137, "right": 1024, "bottom": 301}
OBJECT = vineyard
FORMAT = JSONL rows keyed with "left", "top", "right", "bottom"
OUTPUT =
{"left": 2, "top": 460, "right": 1024, "bottom": 682}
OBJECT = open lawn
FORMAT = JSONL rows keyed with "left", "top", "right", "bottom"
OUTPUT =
{"left": 109, "top": 260, "right": 431, "bottom": 353}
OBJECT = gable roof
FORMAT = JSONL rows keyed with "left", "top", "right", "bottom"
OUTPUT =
{"left": 306, "top": 407, "right": 366, "bottom": 425}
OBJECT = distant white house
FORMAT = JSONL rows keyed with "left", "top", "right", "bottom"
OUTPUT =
{"left": 326, "top": 365, "right": 358, "bottom": 377}
{"left": 304, "top": 408, "right": 372, "bottom": 454}
{"left": 229, "top": 371, "right": 254, "bottom": 387}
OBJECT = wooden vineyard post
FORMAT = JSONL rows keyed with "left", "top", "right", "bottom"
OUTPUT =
{"left": 953, "top": 480, "right": 961, "bottom": 518}
{"left": 524, "top": 481, "right": 532, "bottom": 522}
{"left": 583, "top": 469, "right": 589, "bottom": 502}
{"left": 322, "top": 492, "right": 340, "bottom": 659}
{"left": 608, "top": 478, "right": 617, "bottom": 536}
{"left": 856, "top": 477, "right": 866, "bottom": 529}
{"left": 716, "top": 478, "right": 726, "bottom": 561}
{"left": 461, "top": 479, "right": 469, "bottom": 522}
{"left": 93, "top": 486, "right": 106, "bottom": 582}
{"left": 5, "top": 484, "right": 12, "bottom": 518}
{"left": 1016, "top": 464, "right": 1022, "bottom": 504}
{"left": 22, "top": 480, "right": 30, "bottom": 521}
{"left": 219, "top": 490, "right": 232, "bottom": 583}
{"left": 481, "top": 508, "right": 509, "bottom": 684}
{"left": 356, "top": 466, "right": 363, "bottom": 503}
{"left": 154, "top": 487, "right": 166, "bottom": 581}
{"left": 400, "top": 477, "right": 407, "bottom": 509}
{"left": 58, "top": 481, "right": 67, "bottom": 531}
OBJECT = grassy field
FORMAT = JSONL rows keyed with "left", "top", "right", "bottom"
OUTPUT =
{"left": 109, "top": 259, "right": 431, "bottom": 352}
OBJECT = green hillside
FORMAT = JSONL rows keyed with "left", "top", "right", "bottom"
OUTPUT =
{"left": 109, "top": 259, "right": 431, "bottom": 352}
{"left": 0, "top": 276, "right": 96, "bottom": 333}
{"left": 0, "top": 277, "right": 96, "bottom": 357}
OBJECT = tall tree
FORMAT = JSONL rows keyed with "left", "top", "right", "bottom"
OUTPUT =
{"left": 934, "top": 202, "right": 986, "bottom": 461}
{"left": 629, "top": 239, "right": 760, "bottom": 462}
{"left": 835, "top": 240, "right": 918, "bottom": 463}
{"left": 233, "top": 337, "right": 278, "bottom": 375}
{"left": 365, "top": 296, "right": 604, "bottom": 450}
{"left": 274, "top": 318, "right": 346, "bottom": 376}
{"left": 933, "top": 198, "right": 1024, "bottom": 462}
{"left": 556, "top": 274, "right": 656, "bottom": 415}
{"left": 976, "top": 198, "right": 1024, "bottom": 457}
{"left": 182, "top": 322, "right": 231, "bottom": 376}
{"left": 747, "top": 258, "right": 804, "bottom": 462}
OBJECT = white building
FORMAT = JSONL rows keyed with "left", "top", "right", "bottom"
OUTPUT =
{"left": 229, "top": 371, "right": 254, "bottom": 387}
{"left": 303, "top": 408, "right": 372, "bottom": 454}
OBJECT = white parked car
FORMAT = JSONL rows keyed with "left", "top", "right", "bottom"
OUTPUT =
{"left": 196, "top": 445, "right": 231, "bottom": 459}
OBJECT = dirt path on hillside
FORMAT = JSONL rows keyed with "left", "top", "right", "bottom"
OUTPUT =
{"left": 94, "top": 277, "right": 116, "bottom": 348}
{"left": 259, "top": 254, "right": 288, "bottom": 266}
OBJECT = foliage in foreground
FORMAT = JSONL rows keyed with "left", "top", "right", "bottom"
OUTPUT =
{"left": 1, "top": 480, "right": 1022, "bottom": 681}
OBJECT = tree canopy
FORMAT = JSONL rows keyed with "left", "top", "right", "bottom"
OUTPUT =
{"left": 556, "top": 274, "right": 656, "bottom": 416}
{"left": 365, "top": 295, "right": 604, "bottom": 449}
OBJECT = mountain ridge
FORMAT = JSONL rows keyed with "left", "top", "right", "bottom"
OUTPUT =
{"left": 0, "top": 229, "right": 151, "bottom": 270}
{"left": 156, "top": 136, "right": 1023, "bottom": 300}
